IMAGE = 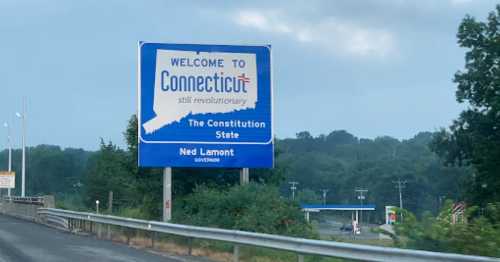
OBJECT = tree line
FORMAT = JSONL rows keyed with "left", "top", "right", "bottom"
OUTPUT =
{"left": 0, "top": 125, "right": 470, "bottom": 222}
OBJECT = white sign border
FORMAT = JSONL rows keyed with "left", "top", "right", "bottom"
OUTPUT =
{"left": 137, "top": 42, "right": 274, "bottom": 145}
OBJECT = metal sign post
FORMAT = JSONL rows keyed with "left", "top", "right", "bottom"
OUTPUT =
{"left": 240, "top": 168, "right": 249, "bottom": 185}
{"left": 163, "top": 167, "right": 172, "bottom": 222}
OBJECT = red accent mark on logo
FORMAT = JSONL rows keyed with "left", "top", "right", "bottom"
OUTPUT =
{"left": 238, "top": 73, "right": 250, "bottom": 83}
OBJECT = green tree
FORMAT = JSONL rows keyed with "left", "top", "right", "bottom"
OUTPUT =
{"left": 296, "top": 189, "right": 322, "bottom": 204}
{"left": 394, "top": 202, "right": 500, "bottom": 257}
{"left": 431, "top": 5, "right": 500, "bottom": 205}
{"left": 177, "top": 183, "right": 316, "bottom": 238}
{"left": 84, "top": 140, "right": 138, "bottom": 210}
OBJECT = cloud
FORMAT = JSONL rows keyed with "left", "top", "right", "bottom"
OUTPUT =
{"left": 235, "top": 10, "right": 292, "bottom": 34}
{"left": 450, "top": 0, "right": 473, "bottom": 6}
{"left": 232, "top": 9, "right": 396, "bottom": 58}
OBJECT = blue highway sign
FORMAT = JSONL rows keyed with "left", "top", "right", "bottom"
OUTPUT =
{"left": 138, "top": 42, "right": 273, "bottom": 168}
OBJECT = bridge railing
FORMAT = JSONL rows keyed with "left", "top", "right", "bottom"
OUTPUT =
{"left": 0, "top": 195, "right": 54, "bottom": 221}
{"left": 37, "top": 207, "right": 499, "bottom": 262}
{"left": 3, "top": 196, "right": 44, "bottom": 205}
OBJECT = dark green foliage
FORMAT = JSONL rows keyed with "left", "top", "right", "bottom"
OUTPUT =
{"left": 430, "top": 5, "right": 500, "bottom": 205}
{"left": 176, "top": 183, "right": 317, "bottom": 238}
{"left": 81, "top": 115, "right": 285, "bottom": 221}
{"left": 0, "top": 145, "right": 90, "bottom": 197}
{"left": 394, "top": 202, "right": 500, "bottom": 257}
{"left": 297, "top": 189, "right": 322, "bottom": 204}
{"left": 83, "top": 139, "right": 138, "bottom": 210}
{"left": 278, "top": 131, "right": 469, "bottom": 220}
{"left": 0, "top": 122, "right": 469, "bottom": 224}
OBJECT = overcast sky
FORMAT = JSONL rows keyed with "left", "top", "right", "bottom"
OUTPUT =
{"left": 0, "top": 0, "right": 497, "bottom": 150}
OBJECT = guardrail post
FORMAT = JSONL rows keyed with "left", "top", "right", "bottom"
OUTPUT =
{"left": 233, "top": 244, "right": 240, "bottom": 262}
{"left": 150, "top": 231, "right": 155, "bottom": 248}
{"left": 297, "top": 254, "right": 304, "bottom": 262}
{"left": 107, "top": 224, "right": 111, "bottom": 240}
{"left": 126, "top": 228, "right": 131, "bottom": 245}
{"left": 187, "top": 237, "right": 193, "bottom": 256}
{"left": 97, "top": 223, "right": 102, "bottom": 239}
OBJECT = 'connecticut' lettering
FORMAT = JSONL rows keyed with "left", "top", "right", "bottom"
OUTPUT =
{"left": 160, "top": 71, "right": 249, "bottom": 94}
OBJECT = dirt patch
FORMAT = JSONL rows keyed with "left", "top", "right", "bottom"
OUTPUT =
{"left": 102, "top": 229, "right": 234, "bottom": 261}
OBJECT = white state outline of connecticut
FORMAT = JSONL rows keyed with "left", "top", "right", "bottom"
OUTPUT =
{"left": 142, "top": 50, "right": 258, "bottom": 134}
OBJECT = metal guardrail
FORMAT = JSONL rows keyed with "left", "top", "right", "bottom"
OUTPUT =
{"left": 37, "top": 208, "right": 500, "bottom": 262}
{"left": 3, "top": 196, "right": 44, "bottom": 205}
{"left": 45, "top": 214, "right": 69, "bottom": 229}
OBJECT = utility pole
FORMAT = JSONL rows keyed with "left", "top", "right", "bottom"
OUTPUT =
{"left": 392, "top": 178, "right": 407, "bottom": 222}
{"left": 355, "top": 188, "right": 368, "bottom": 225}
{"left": 289, "top": 181, "right": 299, "bottom": 200}
{"left": 321, "top": 189, "right": 329, "bottom": 205}
{"left": 392, "top": 179, "right": 407, "bottom": 210}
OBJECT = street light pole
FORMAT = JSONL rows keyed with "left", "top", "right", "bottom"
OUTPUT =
{"left": 16, "top": 98, "right": 26, "bottom": 197}
{"left": 3, "top": 122, "right": 12, "bottom": 196}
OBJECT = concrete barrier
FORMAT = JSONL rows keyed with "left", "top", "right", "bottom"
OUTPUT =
{"left": 0, "top": 195, "right": 55, "bottom": 222}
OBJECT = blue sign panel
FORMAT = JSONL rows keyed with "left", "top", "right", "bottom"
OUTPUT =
{"left": 138, "top": 42, "right": 273, "bottom": 168}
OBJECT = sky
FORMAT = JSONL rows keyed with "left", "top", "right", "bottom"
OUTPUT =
{"left": 0, "top": 0, "right": 497, "bottom": 150}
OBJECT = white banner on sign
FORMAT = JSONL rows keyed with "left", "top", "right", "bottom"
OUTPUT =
{"left": 143, "top": 50, "right": 258, "bottom": 134}
{"left": 0, "top": 172, "right": 15, "bottom": 188}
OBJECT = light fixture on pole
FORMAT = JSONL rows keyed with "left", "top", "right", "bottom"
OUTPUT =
{"left": 3, "top": 122, "right": 12, "bottom": 196}
{"left": 15, "top": 98, "right": 26, "bottom": 197}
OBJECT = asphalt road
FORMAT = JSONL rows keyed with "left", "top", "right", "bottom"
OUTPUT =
{"left": 0, "top": 214, "right": 181, "bottom": 262}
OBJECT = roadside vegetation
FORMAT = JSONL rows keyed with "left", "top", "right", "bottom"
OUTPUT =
{"left": 392, "top": 201, "right": 500, "bottom": 257}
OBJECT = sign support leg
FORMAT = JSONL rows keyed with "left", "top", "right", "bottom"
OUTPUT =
{"left": 163, "top": 167, "right": 172, "bottom": 222}
{"left": 108, "top": 191, "right": 113, "bottom": 214}
{"left": 240, "top": 168, "right": 249, "bottom": 185}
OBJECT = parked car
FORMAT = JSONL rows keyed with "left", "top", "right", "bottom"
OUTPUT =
{"left": 340, "top": 224, "right": 353, "bottom": 232}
